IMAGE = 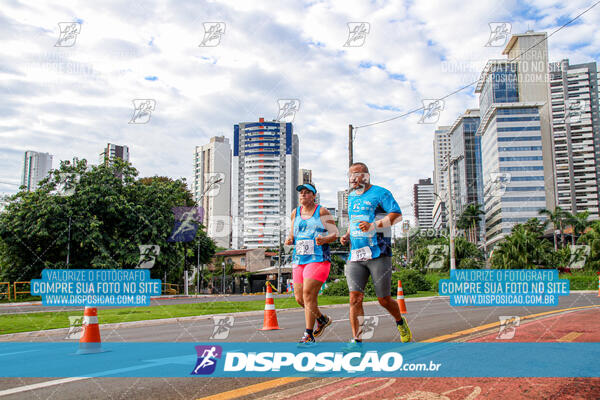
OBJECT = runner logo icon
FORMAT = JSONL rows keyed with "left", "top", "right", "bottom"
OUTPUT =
{"left": 191, "top": 345, "right": 222, "bottom": 375}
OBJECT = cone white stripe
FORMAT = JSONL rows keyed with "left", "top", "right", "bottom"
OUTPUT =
{"left": 264, "top": 304, "right": 275, "bottom": 310}
{"left": 83, "top": 316, "right": 98, "bottom": 324}
{"left": 397, "top": 295, "right": 405, "bottom": 300}
{"left": 266, "top": 293, "right": 273, "bottom": 299}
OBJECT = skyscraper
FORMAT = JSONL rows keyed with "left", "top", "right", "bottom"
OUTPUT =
{"left": 432, "top": 126, "right": 451, "bottom": 229}
{"left": 475, "top": 31, "right": 555, "bottom": 248}
{"left": 298, "top": 169, "right": 312, "bottom": 184}
{"left": 21, "top": 151, "right": 53, "bottom": 191}
{"left": 231, "top": 118, "right": 299, "bottom": 249}
{"left": 414, "top": 178, "right": 434, "bottom": 229}
{"left": 194, "top": 136, "right": 232, "bottom": 248}
{"left": 337, "top": 190, "right": 349, "bottom": 228}
{"left": 100, "top": 143, "right": 129, "bottom": 166}
{"left": 448, "top": 109, "right": 484, "bottom": 242}
{"left": 299, "top": 168, "right": 320, "bottom": 203}
{"left": 549, "top": 59, "right": 600, "bottom": 219}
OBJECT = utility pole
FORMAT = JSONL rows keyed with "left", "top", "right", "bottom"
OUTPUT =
{"left": 348, "top": 124, "right": 354, "bottom": 167}
{"left": 66, "top": 215, "right": 72, "bottom": 267}
{"left": 277, "top": 229, "right": 282, "bottom": 293}
{"left": 184, "top": 242, "right": 188, "bottom": 295}
{"left": 446, "top": 153, "right": 456, "bottom": 271}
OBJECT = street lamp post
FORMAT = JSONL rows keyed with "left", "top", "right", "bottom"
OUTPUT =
{"left": 222, "top": 261, "right": 225, "bottom": 294}
{"left": 402, "top": 220, "right": 411, "bottom": 264}
{"left": 189, "top": 177, "right": 223, "bottom": 296}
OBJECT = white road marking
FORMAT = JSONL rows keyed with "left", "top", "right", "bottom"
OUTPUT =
{"left": 0, "top": 377, "right": 89, "bottom": 397}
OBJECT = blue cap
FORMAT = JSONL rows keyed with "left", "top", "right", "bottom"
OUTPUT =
{"left": 296, "top": 183, "right": 317, "bottom": 194}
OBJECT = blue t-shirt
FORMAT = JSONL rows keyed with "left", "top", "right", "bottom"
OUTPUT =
{"left": 348, "top": 185, "right": 401, "bottom": 260}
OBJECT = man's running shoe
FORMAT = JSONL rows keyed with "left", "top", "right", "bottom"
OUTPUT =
{"left": 342, "top": 339, "right": 363, "bottom": 353}
{"left": 297, "top": 332, "right": 316, "bottom": 347}
{"left": 397, "top": 316, "right": 412, "bottom": 343}
{"left": 313, "top": 315, "right": 332, "bottom": 338}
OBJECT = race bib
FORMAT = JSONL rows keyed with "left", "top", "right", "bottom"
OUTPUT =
{"left": 296, "top": 239, "right": 315, "bottom": 255}
{"left": 350, "top": 246, "right": 372, "bottom": 262}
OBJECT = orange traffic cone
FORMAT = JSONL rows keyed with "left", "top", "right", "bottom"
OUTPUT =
{"left": 397, "top": 280, "right": 407, "bottom": 314}
{"left": 260, "top": 283, "right": 281, "bottom": 330}
{"left": 77, "top": 306, "right": 103, "bottom": 354}
{"left": 597, "top": 275, "right": 600, "bottom": 297}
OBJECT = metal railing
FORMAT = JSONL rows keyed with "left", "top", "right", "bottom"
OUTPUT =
{"left": 12, "top": 281, "right": 31, "bottom": 300}
{"left": 161, "top": 283, "right": 180, "bottom": 295}
{"left": 0, "top": 282, "right": 9, "bottom": 300}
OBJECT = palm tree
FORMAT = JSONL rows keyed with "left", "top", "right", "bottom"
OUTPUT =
{"left": 491, "top": 225, "right": 552, "bottom": 268}
{"left": 567, "top": 211, "right": 590, "bottom": 245}
{"left": 457, "top": 203, "right": 484, "bottom": 244}
{"left": 539, "top": 207, "right": 568, "bottom": 250}
{"left": 522, "top": 217, "right": 549, "bottom": 236}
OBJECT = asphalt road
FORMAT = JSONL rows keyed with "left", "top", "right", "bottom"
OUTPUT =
{"left": 0, "top": 292, "right": 599, "bottom": 399}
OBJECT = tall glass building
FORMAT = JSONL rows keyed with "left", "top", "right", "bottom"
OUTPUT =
{"left": 475, "top": 32, "right": 556, "bottom": 249}
{"left": 231, "top": 118, "right": 299, "bottom": 249}
{"left": 476, "top": 62, "right": 548, "bottom": 247}
{"left": 448, "top": 109, "right": 484, "bottom": 242}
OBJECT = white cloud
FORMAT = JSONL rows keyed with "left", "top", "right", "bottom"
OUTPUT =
{"left": 1, "top": 0, "right": 599, "bottom": 226}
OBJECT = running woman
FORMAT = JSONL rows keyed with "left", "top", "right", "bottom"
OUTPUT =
{"left": 340, "top": 162, "right": 412, "bottom": 348}
{"left": 285, "top": 183, "right": 339, "bottom": 345}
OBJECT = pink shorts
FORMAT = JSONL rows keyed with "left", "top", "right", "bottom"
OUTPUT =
{"left": 293, "top": 261, "right": 331, "bottom": 285}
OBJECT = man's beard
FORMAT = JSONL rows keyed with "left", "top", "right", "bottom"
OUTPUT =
{"left": 350, "top": 182, "right": 367, "bottom": 193}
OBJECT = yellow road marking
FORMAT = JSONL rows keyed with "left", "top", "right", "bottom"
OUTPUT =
{"left": 558, "top": 332, "right": 583, "bottom": 342}
{"left": 196, "top": 304, "right": 600, "bottom": 400}
{"left": 423, "top": 304, "right": 600, "bottom": 343}
{"left": 196, "top": 377, "right": 304, "bottom": 400}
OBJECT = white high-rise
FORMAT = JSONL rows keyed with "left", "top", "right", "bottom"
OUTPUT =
{"left": 414, "top": 178, "right": 434, "bottom": 229}
{"left": 193, "top": 136, "right": 232, "bottom": 248}
{"left": 549, "top": 59, "right": 600, "bottom": 219}
{"left": 21, "top": 151, "right": 53, "bottom": 191}
{"left": 231, "top": 118, "right": 299, "bottom": 249}
{"left": 337, "top": 190, "right": 349, "bottom": 228}
{"left": 432, "top": 126, "right": 451, "bottom": 229}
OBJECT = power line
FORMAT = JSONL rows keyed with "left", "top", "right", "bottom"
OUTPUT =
{"left": 353, "top": 0, "right": 600, "bottom": 130}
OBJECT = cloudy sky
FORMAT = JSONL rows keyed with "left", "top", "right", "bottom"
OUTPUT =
{"left": 1, "top": 0, "right": 599, "bottom": 225}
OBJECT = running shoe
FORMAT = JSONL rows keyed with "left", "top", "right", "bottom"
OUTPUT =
{"left": 342, "top": 339, "right": 363, "bottom": 353}
{"left": 297, "top": 332, "right": 316, "bottom": 347}
{"left": 313, "top": 315, "right": 332, "bottom": 338}
{"left": 397, "top": 316, "right": 412, "bottom": 343}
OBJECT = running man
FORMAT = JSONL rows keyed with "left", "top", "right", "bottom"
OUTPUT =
{"left": 340, "top": 162, "right": 412, "bottom": 347}
{"left": 285, "top": 183, "right": 339, "bottom": 345}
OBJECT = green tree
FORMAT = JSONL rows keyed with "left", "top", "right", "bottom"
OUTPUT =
{"left": 457, "top": 203, "right": 484, "bottom": 244}
{"left": 520, "top": 217, "right": 548, "bottom": 236}
{"left": 0, "top": 159, "right": 215, "bottom": 284}
{"left": 566, "top": 211, "right": 590, "bottom": 246}
{"left": 577, "top": 220, "right": 600, "bottom": 271}
{"left": 490, "top": 225, "right": 552, "bottom": 268}
{"left": 539, "top": 207, "right": 568, "bottom": 250}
